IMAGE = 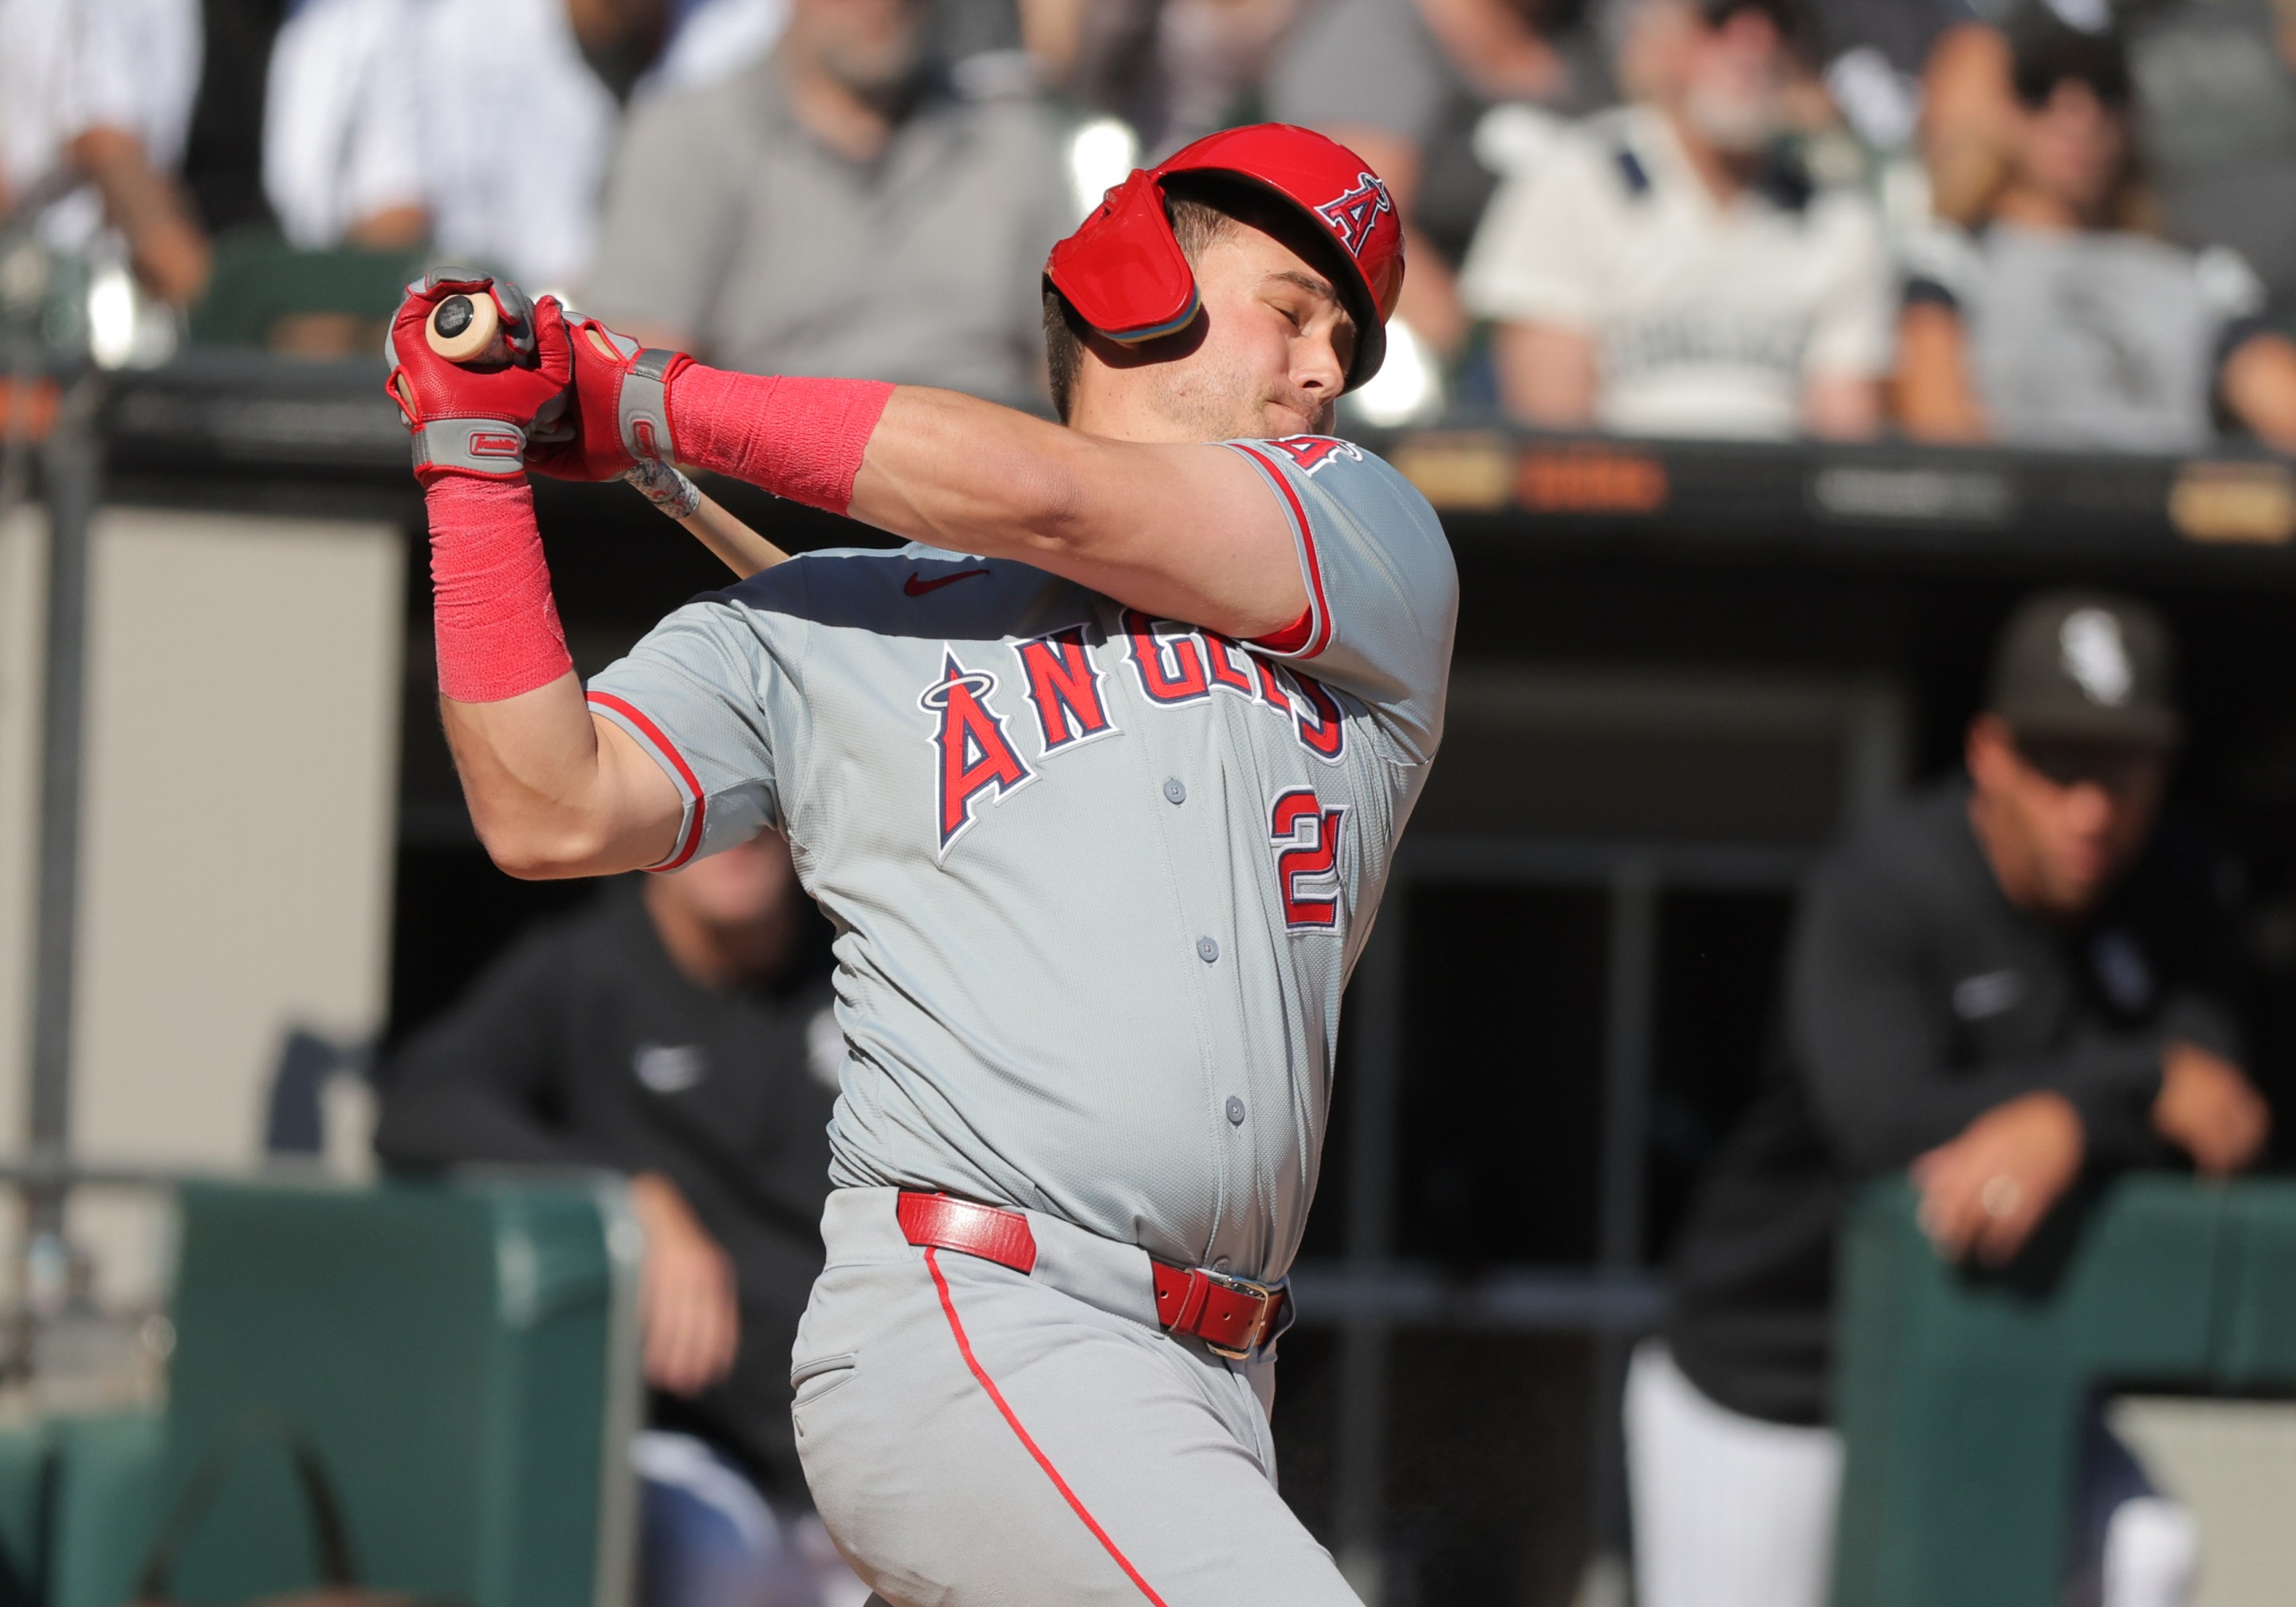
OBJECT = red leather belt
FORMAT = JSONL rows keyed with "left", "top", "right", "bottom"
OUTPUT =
{"left": 896, "top": 1191, "right": 1288, "bottom": 1361}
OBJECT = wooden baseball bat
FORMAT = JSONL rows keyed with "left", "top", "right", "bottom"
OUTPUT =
{"left": 423, "top": 295, "right": 790, "bottom": 579}
{"left": 621, "top": 458, "right": 790, "bottom": 579}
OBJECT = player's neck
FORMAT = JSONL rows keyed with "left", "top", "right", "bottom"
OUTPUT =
{"left": 1068, "top": 356, "right": 1293, "bottom": 443}
{"left": 1066, "top": 384, "right": 1216, "bottom": 444}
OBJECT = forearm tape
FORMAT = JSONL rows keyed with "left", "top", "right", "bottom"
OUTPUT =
{"left": 426, "top": 476, "right": 572, "bottom": 702}
{"left": 666, "top": 367, "right": 894, "bottom": 516}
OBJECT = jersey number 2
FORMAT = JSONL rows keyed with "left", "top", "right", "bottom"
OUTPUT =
{"left": 1270, "top": 789, "right": 1346, "bottom": 933}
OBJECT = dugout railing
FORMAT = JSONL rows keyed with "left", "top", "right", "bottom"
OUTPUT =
{"left": 1290, "top": 837, "right": 1806, "bottom": 1601}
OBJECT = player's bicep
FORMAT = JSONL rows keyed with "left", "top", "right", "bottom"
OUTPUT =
{"left": 592, "top": 713, "right": 690, "bottom": 868}
{"left": 585, "top": 592, "right": 795, "bottom": 867}
{"left": 1051, "top": 440, "right": 1308, "bottom": 639}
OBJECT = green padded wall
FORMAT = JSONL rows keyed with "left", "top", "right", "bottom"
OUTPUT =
{"left": 151, "top": 1178, "right": 640, "bottom": 1607}
{"left": 0, "top": 1420, "right": 50, "bottom": 1603}
{"left": 48, "top": 1411, "right": 163, "bottom": 1607}
{"left": 1831, "top": 1176, "right": 2296, "bottom": 1607}
{"left": 2219, "top": 1185, "right": 2296, "bottom": 1391}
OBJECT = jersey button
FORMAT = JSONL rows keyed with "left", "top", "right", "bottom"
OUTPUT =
{"left": 1163, "top": 777, "right": 1186, "bottom": 804}
{"left": 1225, "top": 1097, "right": 1246, "bottom": 1126}
{"left": 1197, "top": 936, "right": 1220, "bottom": 963}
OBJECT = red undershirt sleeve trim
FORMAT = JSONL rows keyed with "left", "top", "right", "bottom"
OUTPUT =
{"left": 586, "top": 690, "right": 706, "bottom": 871}
{"left": 1225, "top": 443, "right": 1331, "bottom": 659}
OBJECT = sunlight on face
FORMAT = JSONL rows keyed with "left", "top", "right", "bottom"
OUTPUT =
{"left": 1140, "top": 226, "right": 1358, "bottom": 442}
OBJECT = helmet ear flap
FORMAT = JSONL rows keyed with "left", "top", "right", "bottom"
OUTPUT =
{"left": 1044, "top": 170, "right": 1202, "bottom": 346}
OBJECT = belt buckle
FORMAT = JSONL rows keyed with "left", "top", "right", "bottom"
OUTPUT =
{"left": 1200, "top": 1267, "right": 1284, "bottom": 1361}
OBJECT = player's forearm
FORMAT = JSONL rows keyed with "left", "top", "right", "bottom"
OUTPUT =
{"left": 666, "top": 367, "right": 1303, "bottom": 635}
{"left": 423, "top": 477, "right": 676, "bottom": 877}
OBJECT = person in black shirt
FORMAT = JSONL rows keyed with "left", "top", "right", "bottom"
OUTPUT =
{"left": 375, "top": 830, "right": 855, "bottom": 1607}
{"left": 1632, "top": 591, "right": 2271, "bottom": 1607}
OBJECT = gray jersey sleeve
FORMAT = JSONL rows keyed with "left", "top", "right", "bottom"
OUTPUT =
{"left": 584, "top": 567, "right": 811, "bottom": 869}
{"left": 1226, "top": 437, "right": 1458, "bottom": 763}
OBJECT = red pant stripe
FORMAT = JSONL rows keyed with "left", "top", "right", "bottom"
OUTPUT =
{"left": 921, "top": 1247, "right": 1172, "bottom": 1607}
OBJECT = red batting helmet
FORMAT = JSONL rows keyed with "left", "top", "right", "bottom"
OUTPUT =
{"left": 1044, "top": 124, "right": 1406, "bottom": 391}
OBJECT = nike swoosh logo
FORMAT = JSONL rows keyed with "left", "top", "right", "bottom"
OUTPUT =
{"left": 904, "top": 568, "right": 991, "bottom": 597}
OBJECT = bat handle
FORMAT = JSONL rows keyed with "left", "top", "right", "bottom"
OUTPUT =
{"left": 623, "top": 460, "right": 791, "bottom": 579}
{"left": 425, "top": 293, "right": 509, "bottom": 365}
{"left": 625, "top": 457, "right": 703, "bottom": 521}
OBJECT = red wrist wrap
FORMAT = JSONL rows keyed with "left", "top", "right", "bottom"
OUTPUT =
{"left": 668, "top": 368, "right": 894, "bottom": 514}
{"left": 425, "top": 476, "right": 573, "bottom": 702}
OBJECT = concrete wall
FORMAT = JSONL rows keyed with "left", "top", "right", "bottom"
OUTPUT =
{"left": 2114, "top": 1397, "right": 2296, "bottom": 1607}
{"left": 0, "top": 505, "right": 404, "bottom": 1304}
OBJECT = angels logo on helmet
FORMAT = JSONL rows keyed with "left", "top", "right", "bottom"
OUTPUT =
{"left": 1042, "top": 124, "right": 1407, "bottom": 391}
{"left": 1316, "top": 173, "right": 1394, "bottom": 260}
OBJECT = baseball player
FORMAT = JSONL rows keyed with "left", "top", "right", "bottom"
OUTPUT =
{"left": 384, "top": 124, "right": 1455, "bottom": 1607}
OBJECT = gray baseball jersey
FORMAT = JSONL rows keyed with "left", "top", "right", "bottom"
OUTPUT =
{"left": 586, "top": 436, "right": 1456, "bottom": 1283}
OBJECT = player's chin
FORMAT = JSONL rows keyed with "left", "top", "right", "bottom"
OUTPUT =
{"left": 1263, "top": 401, "right": 1327, "bottom": 438}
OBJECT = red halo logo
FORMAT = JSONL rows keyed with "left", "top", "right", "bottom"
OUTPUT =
{"left": 1316, "top": 172, "right": 1393, "bottom": 258}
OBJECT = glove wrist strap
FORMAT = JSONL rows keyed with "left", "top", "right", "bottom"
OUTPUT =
{"left": 414, "top": 418, "right": 535, "bottom": 480}
{"left": 618, "top": 349, "right": 686, "bottom": 463}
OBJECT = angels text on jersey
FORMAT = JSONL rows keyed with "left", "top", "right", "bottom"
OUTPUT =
{"left": 918, "top": 612, "right": 1351, "bottom": 927}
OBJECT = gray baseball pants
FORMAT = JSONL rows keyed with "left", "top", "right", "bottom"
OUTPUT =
{"left": 788, "top": 1188, "right": 1360, "bottom": 1607}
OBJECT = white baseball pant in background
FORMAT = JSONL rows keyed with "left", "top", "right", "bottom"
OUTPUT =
{"left": 1626, "top": 1341, "right": 2197, "bottom": 1607}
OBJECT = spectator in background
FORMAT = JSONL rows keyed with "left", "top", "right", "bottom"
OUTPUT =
{"left": 0, "top": 0, "right": 210, "bottom": 305}
{"left": 1899, "top": 2, "right": 2296, "bottom": 453}
{"left": 263, "top": 0, "right": 788, "bottom": 289}
{"left": 579, "top": 0, "right": 1071, "bottom": 403}
{"left": 2121, "top": 0, "right": 2296, "bottom": 321}
{"left": 1802, "top": 0, "right": 1972, "bottom": 155}
{"left": 1641, "top": 592, "right": 2270, "bottom": 1607}
{"left": 1266, "top": 0, "right": 1611, "bottom": 358}
{"left": 1460, "top": 0, "right": 1890, "bottom": 438}
{"left": 1062, "top": 0, "right": 1306, "bottom": 158}
{"left": 375, "top": 831, "right": 859, "bottom": 1607}
{"left": 1926, "top": 1, "right": 2296, "bottom": 316}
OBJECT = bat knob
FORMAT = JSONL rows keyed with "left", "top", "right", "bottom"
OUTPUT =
{"left": 427, "top": 292, "right": 503, "bottom": 363}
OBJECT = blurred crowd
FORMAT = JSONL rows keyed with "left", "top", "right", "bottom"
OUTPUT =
{"left": 10, "top": 0, "right": 2296, "bottom": 442}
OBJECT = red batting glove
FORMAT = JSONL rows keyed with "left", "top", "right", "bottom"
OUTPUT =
{"left": 525, "top": 312, "right": 695, "bottom": 482}
{"left": 383, "top": 270, "right": 573, "bottom": 481}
